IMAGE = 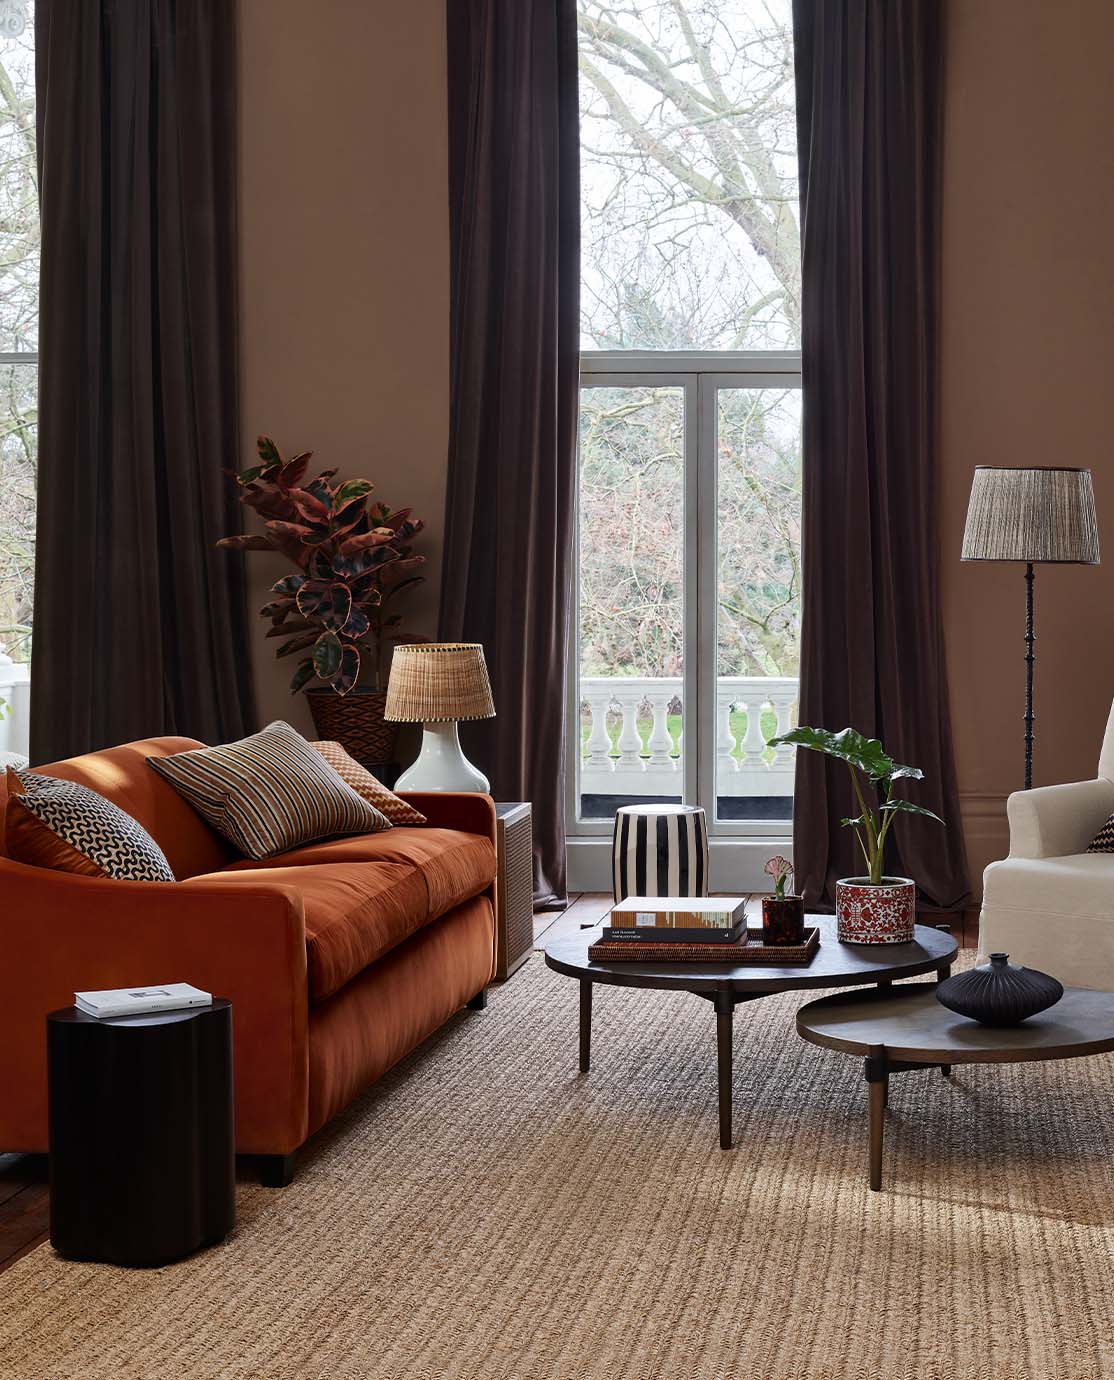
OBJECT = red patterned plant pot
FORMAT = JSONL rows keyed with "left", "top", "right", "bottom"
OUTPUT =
{"left": 835, "top": 877, "right": 916, "bottom": 944}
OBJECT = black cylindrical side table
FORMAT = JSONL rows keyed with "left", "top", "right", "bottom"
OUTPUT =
{"left": 47, "top": 999, "right": 235, "bottom": 1267}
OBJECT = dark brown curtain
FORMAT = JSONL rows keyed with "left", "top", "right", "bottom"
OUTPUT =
{"left": 441, "top": 0, "right": 579, "bottom": 906}
{"left": 31, "top": 0, "right": 254, "bottom": 764}
{"left": 791, "top": 0, "right": 969, "bottom": 909}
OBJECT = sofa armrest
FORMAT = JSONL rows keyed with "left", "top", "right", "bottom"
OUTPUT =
{"left": 0, "top": 859, "right": 309, "bottom": 1155}
{"left": 1007, "top": 779, "right": 1114, "bottom": 860}
{"left": 399, "top": 791, "right": 497, "bottom": 844}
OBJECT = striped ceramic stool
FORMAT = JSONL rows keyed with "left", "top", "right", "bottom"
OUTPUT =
{"left": 612, "top": 804, "right": 709, "bottom": 902}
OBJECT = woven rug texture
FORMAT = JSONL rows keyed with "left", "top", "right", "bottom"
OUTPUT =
{"left": 2, "top": 955, "right": 1113, "bottom": 1380}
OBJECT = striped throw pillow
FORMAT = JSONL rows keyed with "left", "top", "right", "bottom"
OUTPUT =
{"left": 5, "top": 767, "right": 176, "bottom": 882}
{"left": 148, "top": 721, "right": 391, "bottom": 860}
{"left": 309, "top": 741, "right": 426, "bottom": 826}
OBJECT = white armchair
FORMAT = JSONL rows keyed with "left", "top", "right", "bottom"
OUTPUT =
{"left": 978, "top": 701, "right": 1114, "bottom": 989}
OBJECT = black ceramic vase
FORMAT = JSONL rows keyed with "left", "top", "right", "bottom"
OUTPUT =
{"left": 935, "top": 952, "right": 1063, "bottom": 1026}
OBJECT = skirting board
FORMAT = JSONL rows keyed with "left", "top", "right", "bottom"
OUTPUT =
{"left": 566, "top": 836, "right": 791, "bottom": 894}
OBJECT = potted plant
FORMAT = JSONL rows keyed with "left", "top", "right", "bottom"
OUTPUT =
{"left": 767, "top": 727, "right": 944, "bottom": 944}
{"left": 218, "top": 436, "right": 426, "bottom": 765}
{"left": 761, "top": 855, "right": 804, "bottom": 945}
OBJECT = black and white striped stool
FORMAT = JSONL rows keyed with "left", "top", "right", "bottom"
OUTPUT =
{"left": 612, "top": 804, "right": 710, "bottom": 902}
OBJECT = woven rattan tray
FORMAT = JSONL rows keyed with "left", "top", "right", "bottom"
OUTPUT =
{"left": 587, "top": 926, "right": 821, "bottom": 965}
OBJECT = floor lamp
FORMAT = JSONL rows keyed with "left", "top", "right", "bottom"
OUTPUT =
{"left": 961, "top": 466, "right": 1100, "bottom": 790}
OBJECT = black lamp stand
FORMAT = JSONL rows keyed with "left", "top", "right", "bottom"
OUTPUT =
{"left": 1024, "top": 561, "right": 1035, "bottom": 790}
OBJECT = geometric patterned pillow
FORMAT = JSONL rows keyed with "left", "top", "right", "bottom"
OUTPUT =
{"left": 309, "top": 741, "right": 425, "bottom": 826}
{"left": 1087, "top": 814, "right": 1114, "bottom": 852}
{"left": 147, "top": 720, "right": 392, "bottom": 860}
{"left": 4, "top": 767, "right": 176, "bottom": 881}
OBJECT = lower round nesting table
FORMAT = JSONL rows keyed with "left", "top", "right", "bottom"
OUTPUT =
{"left": 796, "top": 983, "right": 1114, "bottom": 1191}
{"left": 47, "top": 1000, "right": 235, "bottom": 1266}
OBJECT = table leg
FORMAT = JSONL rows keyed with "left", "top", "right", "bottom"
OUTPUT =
{"left": 864, "top": 1052, "right": 888, "bottom": 1191}
{"left": 579, "top": 979, "right": 592, "bottom": 1073}
{"left": 940, "top": 1064, "right": 952, "bottom": 1078}
{"left": 716, "top": 990, "right": 734, "bottom": 1150}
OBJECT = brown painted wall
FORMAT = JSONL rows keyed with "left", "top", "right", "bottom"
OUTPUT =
{"left": 941, "top": 0, "right": 1114, "bottom": 889}
{"left": 234, "top": 1, "right": 1113, "bottom": 886}
{"left": 238, "top": 0, "right": 449, "bottom": 735}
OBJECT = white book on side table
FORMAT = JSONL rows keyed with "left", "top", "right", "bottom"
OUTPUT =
{"left": 74, "top": 982, "right": 213, "bottom": 1020}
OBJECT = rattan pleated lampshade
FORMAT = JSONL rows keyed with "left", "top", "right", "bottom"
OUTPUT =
{"left": 384, "top": 643, "right": 496, "bottom": 723}
{"left": 961, "top": 467, "right": 1100, "bottom": 564}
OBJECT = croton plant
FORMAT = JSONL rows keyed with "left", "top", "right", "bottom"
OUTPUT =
{"left": 217, "top": 436, "right": 426, "bottom": 695}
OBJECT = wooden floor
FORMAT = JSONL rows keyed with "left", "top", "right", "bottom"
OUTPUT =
{"left": 0, "top": 893, "right": 979, "bottom": 1275}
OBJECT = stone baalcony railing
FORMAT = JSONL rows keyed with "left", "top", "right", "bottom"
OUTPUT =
{"left": 579, "top": 675, "right": 799, "bottom": 799}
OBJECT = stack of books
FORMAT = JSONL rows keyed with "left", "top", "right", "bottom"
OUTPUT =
{"left": 588, "top": 897, "right": 749, "bottom": 962}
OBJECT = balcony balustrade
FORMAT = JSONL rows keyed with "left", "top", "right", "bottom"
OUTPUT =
{"left": 578, "top": 675, "right": 798, "bottom": 799}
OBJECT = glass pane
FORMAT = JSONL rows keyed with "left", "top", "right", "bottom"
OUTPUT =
{"left": 578, "top": 0, "right": 799, "bottom": 352}
{"left": 577, "top": 385, "right": 684, "bottom": 821}
{"left": 0, "top": 5, "right": 37, "bottom": 353}
{"left": 0, "top": 359, "right": 36, "bottom": 664}
{"left": 715, "top": 386, "right": 801, "bottom": 821}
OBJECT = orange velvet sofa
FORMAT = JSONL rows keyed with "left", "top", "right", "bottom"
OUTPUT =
{"left": 0, "top": 737, "right": 498, "bottom": 1184}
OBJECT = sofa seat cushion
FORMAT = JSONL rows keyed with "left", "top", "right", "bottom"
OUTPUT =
{"left": 184, "top": 859, "right": 426, "bottom": 1001}
{"left": 200, "top": 828, "right": 496, "bottom": 1001}
{"left": 221, "top": 827, "right": 496, "bottom": 924}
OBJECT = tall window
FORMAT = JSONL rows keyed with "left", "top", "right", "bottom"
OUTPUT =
{"left": 0, "top": 0, "right": 36, "bottom": 674}
{"left": 570, "top": 0, "right": 801, "bottom": 887}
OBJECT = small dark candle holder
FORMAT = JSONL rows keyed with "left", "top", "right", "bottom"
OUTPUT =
{"left": 762, "top": 895, "right": 805, "bottom": 946}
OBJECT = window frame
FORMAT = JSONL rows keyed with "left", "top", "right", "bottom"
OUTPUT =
{"left": 566, "top": 349, "right": 802, "bottom": 888}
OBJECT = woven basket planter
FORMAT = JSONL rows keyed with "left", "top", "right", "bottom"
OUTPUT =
{"left": 305, "top": 688, "right": 399, "bottom": 768}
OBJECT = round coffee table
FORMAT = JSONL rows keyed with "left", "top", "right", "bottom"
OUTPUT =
{"left": 543, "top": 918, "right": 957, "bottom": 1150}
{"left": 797, "top": 982, "right": 1114, "bottom": 1190}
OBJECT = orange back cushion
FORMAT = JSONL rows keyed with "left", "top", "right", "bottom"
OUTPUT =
{"left": 0, "top": 737, "right": 235, "bottom": 879}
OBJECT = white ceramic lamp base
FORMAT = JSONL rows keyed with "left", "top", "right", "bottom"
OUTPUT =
{"left": 394, "top": 721, "right": 490, "bottom": 793}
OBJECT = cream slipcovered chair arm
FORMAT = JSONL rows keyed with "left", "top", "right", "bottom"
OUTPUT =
{"left": 1006, "top": 779, "right": 1114, "bottom": 860}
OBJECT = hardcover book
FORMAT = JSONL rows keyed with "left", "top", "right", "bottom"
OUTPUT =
{"left": 608, "top": 896, "right": 748, "bottom": 929}
{"left": 601, "top": 921, "right": 746, "bottom": 944}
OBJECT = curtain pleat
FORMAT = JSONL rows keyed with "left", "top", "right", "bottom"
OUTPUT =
{"left": 791, "top": 0, "right": 970, "bottom": 909}
{"left": 31, "top": 0, "right": 253, "bottom": 764}
{"left": 441, "top": 0, "right": 579, "bottom": 906}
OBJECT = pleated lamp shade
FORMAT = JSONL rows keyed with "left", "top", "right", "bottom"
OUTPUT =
{"left": 384, "top": 643, "right": 495, "bottom": 723}
{"left": 961, "top": 467, "right": 1100, "bottom": 564}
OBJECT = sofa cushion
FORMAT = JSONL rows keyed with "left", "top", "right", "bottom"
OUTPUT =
{"left": 149, "top": 721, "right": 391, "bottom": 860}
{"left": 185, "top": 859, "right": 425, "bottom": 1001}
{"left": 309, "top": 741, "right": 426, "bottom": 825}
{"left": 197, "top": 828, "right": 496, "bottom": 1001}
{"left": 5, "top": 768, "right": 176, "bottom": 882}
{"left": 221, "top": 827, "right": 497, "bottom": 924}
{"left": 0, "top": 738, "right": 234, "bottom": 879}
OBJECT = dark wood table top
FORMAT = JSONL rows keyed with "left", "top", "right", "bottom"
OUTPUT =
{"left": 543, "top": 917, "right": 957, "bottom": 995}
{"left": 797, "top": 983, "right": 1114, "bottom": 1063}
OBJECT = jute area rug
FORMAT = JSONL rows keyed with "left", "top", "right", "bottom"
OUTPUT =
{"left": 3, "top": 955, "right": 1114, "bottom": 1380}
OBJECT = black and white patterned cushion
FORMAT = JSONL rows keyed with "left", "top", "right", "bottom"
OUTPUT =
{"left": 147, "top": 720, "right": 391, "bottom": 860}
{"left": 11, "top": 771, "right": 175, "bottom": 881}
{"left": 1087, "top": 814, "right": 1114, "bottom": 852}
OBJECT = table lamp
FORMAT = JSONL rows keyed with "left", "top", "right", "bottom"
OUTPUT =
{"left": 385, "top": 643, "right": 496, "bottom": 792}
{"left": 961, "top": 466, "right": 1099, "bottom": 789}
